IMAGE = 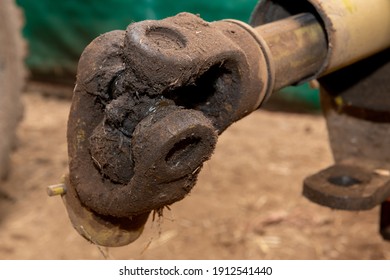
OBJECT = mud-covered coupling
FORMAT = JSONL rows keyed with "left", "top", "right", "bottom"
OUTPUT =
{"left": 54, "top": 12, "right": 270, "bottom": 246}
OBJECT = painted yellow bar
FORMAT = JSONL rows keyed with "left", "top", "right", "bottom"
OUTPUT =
{"left": 310, "top": 0, "right": 390, "bottom": 74}
{"left": 251, "top": 0, "right": 390, "bottom": 79}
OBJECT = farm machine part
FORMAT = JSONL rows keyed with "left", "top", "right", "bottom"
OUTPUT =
{"left": 48, "top": 0, "right": 390, "bottom": 246}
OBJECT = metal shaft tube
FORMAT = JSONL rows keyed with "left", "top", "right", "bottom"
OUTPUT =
{"left": 255, "top": 13, "right": 327, "bottom": 90}
{"left": 251, "top": 0, "right": 390, "bottom": 83}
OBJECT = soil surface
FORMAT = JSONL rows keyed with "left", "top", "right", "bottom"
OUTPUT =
{"left": 0, "top": 90, "right": 389, "bottom": 259}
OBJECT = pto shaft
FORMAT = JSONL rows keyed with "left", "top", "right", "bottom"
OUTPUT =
{"left": 56, "top": 0, "right": 390, "bottom": 247}
{"left": 255, "top": 13, "right": 327, "bottom": 90}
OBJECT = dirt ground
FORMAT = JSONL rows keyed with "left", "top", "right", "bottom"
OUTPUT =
{"left": 0, "top": 89, "right": 390, "bottom": 260}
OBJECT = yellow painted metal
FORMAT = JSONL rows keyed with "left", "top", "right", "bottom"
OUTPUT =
{"left": 251, "top": 0, "right": 390, "bottom": 79}
{"left": 46, "top": 184, "right": 67, "bottom": 196}
{"left": 308, "top": 0, "right": 390, "bottom": 74}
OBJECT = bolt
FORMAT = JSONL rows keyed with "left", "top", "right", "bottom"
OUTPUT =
{"left": 47, "top": 184, "right": 67, "bottom": 197}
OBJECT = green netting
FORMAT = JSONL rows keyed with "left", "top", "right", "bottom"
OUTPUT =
{"left": 16, "top": 0, "right": 257, "bottom": 79}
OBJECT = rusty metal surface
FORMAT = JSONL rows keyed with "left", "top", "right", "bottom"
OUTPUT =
{"left": 320, "top": 49, "right": 390, "bottom": 170}
{"left": 303, "top": 164, "right": 390, "bottom": 210}
{"left": 319, "top": 110, "right": 390, "bottom": 171}
{"left": 255, "top": 13, "right": 327, "bottom": 89}
{"left": 304, "top": 36, "right": 390, "bottom": 219}
{"left": 320, "top": 49, "right": 390, "bottom": 121}
{"left": 251, "top": 0, "right": 390, "bottom": 79}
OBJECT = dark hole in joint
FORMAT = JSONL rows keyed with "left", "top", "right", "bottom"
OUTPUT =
{"left": 165, "top": 136, "right": 202, "bottom": 167}
{"left": 328, "top": 175, "right": 362, "bottom": 187}
{"left": 164, "top": 64, "right": 224, "bottom": 109}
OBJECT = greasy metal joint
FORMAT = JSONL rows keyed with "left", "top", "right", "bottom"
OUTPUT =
{"left": 65, "top": 12, "right": 274, "bottom": 246}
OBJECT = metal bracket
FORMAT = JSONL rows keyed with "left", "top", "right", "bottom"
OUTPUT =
{"left": 304, "top": 164, "right": 390, "bottom": 210}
